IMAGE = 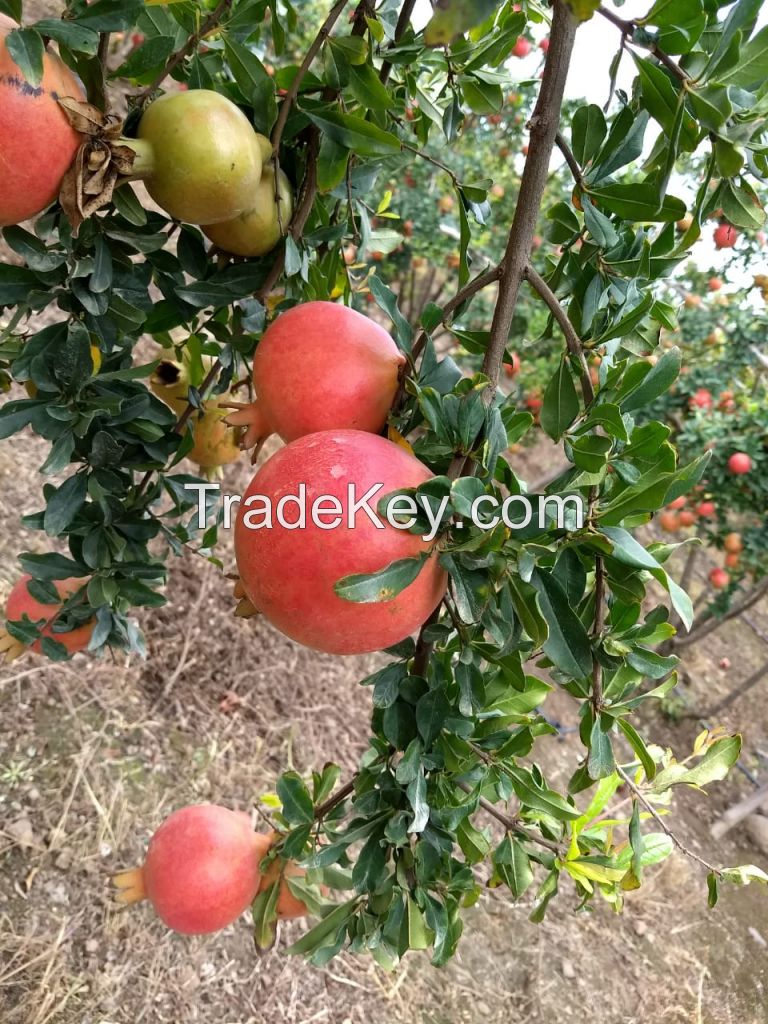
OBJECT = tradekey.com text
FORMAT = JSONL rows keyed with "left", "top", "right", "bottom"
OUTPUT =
{"left": 185, "top": 482, "right": 585, "bottom": 543}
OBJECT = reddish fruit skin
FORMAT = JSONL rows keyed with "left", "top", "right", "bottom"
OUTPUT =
{"left": 696, "top": 501, "right": 716, "bottom": 518}
{"left": 714, "top": 224, "right": 738, "bottom": 249}
{"left": 659, "top": 511, "right": 680, "bottom": 533}
{"left": 141, "top": 805, "right": 267, "bottom": 935}
{"left": 0, "top": 19, "right": 84, "bottom": 225}
{"left": 678, "top": 510, "right": 696, "bottom": 527}
{"left": 708, "top": 277, "right": 722, "bottom": 292}
{"left": 512, "top": 37, "right": 531, "bottom": 57}
{"left": 668, "top": 496, "right": 687, "bottom": 510}
{"left": 724, "top": 532, "right": 743, "bottom": 554}
{"left": 504, "top": 352, "right": 521, "bottom": 377}
{"left": 5, "top": 574, "right": 93, "bottom": 655}
{"left": 709, "top": 568, "right": 729, "bottom": 590}
{"left": 243, "top": 303, "right": 406, "bottom": 448}
{"left": 727, "top": 452, "right": 752, "bottom": 475}
{"left": 539, "top": 37, "right": 550, "bottom": 52}
{"left": 235, "top": 431, "right": 448, "bottom": 655}
{"left": 689, "top": 388, "right": 713, "bottom": 410}
{"left": 725, "top": 553, "right": 741, "bottom": 569}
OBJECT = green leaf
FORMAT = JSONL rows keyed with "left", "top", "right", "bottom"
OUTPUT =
{"left": 32, "top": 19, "right": 100, "bottom": 54}
{"left": 530, "top": 570, "right": 593, "bottom": 681}
{"left": 715, "top": 24, "right": 768, "bottom": 86}
{"left": 701, "top": 0, "right": 764, "bottom": 83}
{"left": 114, "top": 35, "right": 176, "bottom": 80}
{"left": 369, "top": 276, "right": 413, "bottom": 353}
{"left": 276, "top": 771, "right": 315, "bottom": 825}
{"left": 494, "top": 835, "right": 534, "bottom": 898}
{"left": 571, "top": 104, "right": 607, "bottom": 167}
{"left": 720, "top": 179, "right": 765, "bottom": 230}
{"left": 653, "top": 736, "right": 742, "bottom": 792}
{"left": 620, "top": 348, "right": 681, "bottom": 413}
{"left": 5, "top": 28, "right": 45, "bottom": 87}
{"left": 349, "top": 62, "right": 395, "bottom": 110}
{"left": 617, "top": 718, "right": 657, "bottom": 781}
{"left": 43, "top": 473, "right": 88, "bottom": 537}
{"left": 75, "top": 0, "right": 144, "bottom": 31}
{"left": 588, "top": 185, "right": 686, "bottom": 223}
{"left": 634, "top": 55, "right": 698, "bottom": 152}
{"left": 424, "top": 0, "right": 498, "bottom": 45}
{"left": 707, "top": 871, "right": 719, "bottom": 908}
{"left": 588, "top": 719, "right": 615, "bottom": 780}
{"left": 335, "top": 554, "right": 427, "bottom": 604}
{"left": 582, "top": 196, "right": 619, "bottom": 248}
{"left": 507, "top": 766, "right": 581, "bottom": 821}
{"left": 416, "top": 688, "right": 450, "bottom": 745}
{"left": 302, "top": 104, "right": 401, "bottom": 157}
{"left": 540, "top": 360, "right": 580, "bottom": 441}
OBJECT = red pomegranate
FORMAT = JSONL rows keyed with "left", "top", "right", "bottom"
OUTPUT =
{"left": 678, "top": 509, "right": 697, "bottom": 528}
{"left": 504, "top": 352, "right": 521, "bottom": 377}
{"left": 234, "top": 430, "right": 447, "bottom": 655}
{"left": 113, "top": 805, "right": 272, "bottom": 935}
{"left": 696, "top": 501, "right": 716, "bottom": 518}
{"left": 0, "top": 16, "right": 84, "bottom": 225}
{"left": 713, "top": 223, "right": 738, "bottom": 249}
{"left": 1, "top": 574, "right": 94, "bottom": 660}
{"left": 659, "top": 511, "right": 680, "bottom": 533}
{"left": 689, "top": 388, "right": 713, "bottom": 410}
{"left": 667, "top": 496, "right": 687, "bottom": 510}
{"left": 727, "top": 452, "right": 752, "bottom": 475}
{"left": 512, "top": 37, "right": 531, "bottom": 58}
{"left": 226, "top": 302, "right": 406, "bottom": 454}
{"left": 709, "top": 568, "right": 729, "bottom": 590}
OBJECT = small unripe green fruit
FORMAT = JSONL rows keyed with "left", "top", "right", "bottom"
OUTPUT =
{"left": 134, "top": 90, "right": 264, "bottom": 224}
{"left": 203, "top": 166, "right": 294, "bottom": 257}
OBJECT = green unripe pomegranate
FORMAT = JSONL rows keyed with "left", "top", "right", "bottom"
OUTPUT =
{"left": 203, "top": 165, "right": 294, "bottom": 257}
{"left": 130, "top": 90, "right": 266, "bottom": 225}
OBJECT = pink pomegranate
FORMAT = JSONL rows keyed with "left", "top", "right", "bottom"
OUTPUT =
{"left": 113, "top": 805, "right": 272, "bottom": 935}
{"left": 226, "top": 302, "right": 406, "bottom": 454}
{"left": 234, "top": 430, "right": 447, "bottom": 655}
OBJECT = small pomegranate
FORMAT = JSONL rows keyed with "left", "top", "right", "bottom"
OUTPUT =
{"left": 259, "top": 847, "right": 313, "bottom": 919}
{"left": 512, "top": 37, "right": 531, "bottom": 58}
{"left": 725, "top": 552, "right": 741, "bottom": 570}
{"left": 0, "top": 16, "right": 85, "bottom": 225}
{"left": 225, "top": 302, "right": 406, "bottom": 454}
{"left": 696, "top": 501, "right": 716, "bottom": 518}
{"left": 678, "top": 509, "right": 697, "bottom": 528}
{"left": 130, "top": 90, "right": 269, "bottom": 225}
{"left": 203, "top": 165, "right": 294, "bottom": 257}
{"left": 659, "top": 511, "right": 681, "bottom": 533}
{"left": 234, "top": 430, "right": 447, "bottom": 655}
{"left": 539, "top": 37, "right": 550, "bottom": 52}
{"left": 709, "top": 568, "right": 729, "bottom": 589}
{"left": 668, "top": 496, "right": 687, "bottom": 511}
{"left": 0, "top": 575, "right": 94, "bottom": 661}
{"left": 727, "top": 452, "right": 752, "bottom": 475}
{"left": 714, "top": 223, "right": 738, "bottom": 249}
{"left": 708, "top": 277, "right": 722, "bottom": 292}
{"left": 689, "top": 388, "right": 713, "bottom": 410}
{"left": 504, "top": 352, "right": 521, "bottom": 377}
{"left": 113, "top": 805, "right": 272, "bottom": 935}
{"left": 723, "top": 532, "right": 743, "bottom": 554}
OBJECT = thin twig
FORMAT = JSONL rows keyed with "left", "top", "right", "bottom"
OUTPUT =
{"left": 380, "top": 0, "right": 416, "bottom": 84}
{"left": 314, "top": 778, "right": 356, "bottom": 820}
{"left": 523, "top": 264, "right": 594, "bottom": 404}
{"left": 135, "top": 0, "right": 233, "bottom": 104}
{"left": 615, "top": 765, "right": 722, "bottom": 877}
{"left": 555, "top": 131, "right": 583, "bottom": 185}
{"left": 457, "top": 782, "right": 562, "bottom": 854}
{"left": 597, "top": 6, "right": 687, "bottom": 82}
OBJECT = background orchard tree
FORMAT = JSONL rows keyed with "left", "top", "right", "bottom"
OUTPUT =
{"left": 0, "top": 0, "right": 767, "bottom": 974}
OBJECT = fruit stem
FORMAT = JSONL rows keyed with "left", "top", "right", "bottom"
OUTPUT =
{"left": 223, "top": 399, "right": 273, "bottom": 456}
{"left": 112, "top": 867, "right": 147, "bottom": 905}
{"left": 117, "top": 138, "right": 155, "bottom": 181}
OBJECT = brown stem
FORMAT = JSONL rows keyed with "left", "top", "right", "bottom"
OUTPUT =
{"left": 380, "top": 0, "right": 416, "bottom": 84}
{"left": 481, "top": 1, "right": 577, "bottom": 394}
{"left": 456, "top": 782, "right": 562, "bottom": 854}
{"left": 135, "top": 0, "right": 233, "bottom": 104}
{"left": 615, "top": 766, "right": 721, "bottom": 877}
{"left": 314, "top": 777, "right": 356, "bottom": 820}
{"left": 523, "top": 264, "right": 594, "bottom": 404}
{"left": 555, "top": 131, "right": 583, "bottom": 185}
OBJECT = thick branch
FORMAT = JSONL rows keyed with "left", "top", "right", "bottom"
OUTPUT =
{"left": 481, "top": 1, "right": 577, "bottom": 394}
{"left": 615, "top": 765, "right": 721, "bottom": 877}
{"left": 524, "top": 264, "right": 594, "bottom": 404}
{"left": 135, "top": 0, "right": 233, "bottom": 104}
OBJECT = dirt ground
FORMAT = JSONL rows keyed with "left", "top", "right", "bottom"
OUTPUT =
{"left": 1, "top": 416, "right": 767, "bottom": 1024}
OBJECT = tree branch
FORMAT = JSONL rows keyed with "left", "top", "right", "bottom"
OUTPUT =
{"left": 597, "top": 6, "right": 687, "bottom": 82}
{"left": 135, "top": 0, "right": 233, "bottom": 104}
{"left": 380, "top": 0, "right": 416, "bottom": 84}
{"left": 555, "top": 131, "right": 583, "bottom": 186}
{"left": 481, "top": 1, "right": 577, "bottom": 395}
{"left": 524, "top": 264, "right": 594, "bottom": 404}
{"left": 456, "top": 781, "right": 562, "bottom": 854}
{"left": 314, "top": 777, "right": 356, "bottom": 820}
{"left": 615, "top": 765, "right": 722, "bottom": 877}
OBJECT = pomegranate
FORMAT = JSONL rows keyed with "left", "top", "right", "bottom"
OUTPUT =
{"left": 504, "top": 352, "right": 521, "bottom": 377}
{"left": 723, "top": 532, "right": 743, "bottom": 554}
{"left": 668, "top": 496, "right": 687, "bottom": 511}
{"left": 150, "top": 359, "right": 242, "bottom": 477}
{"left": 659, "top": 511, "right": 680, "bottom": 533}
{"left": 512, "top": 37, "right": 531, "bottom": 57}
{"left": 708, "top": 277, "right": 722, "bottom": 292}
{"left": 678, "top": 510, "right": 696, "bottom": 528}
{"left": 113, "top": 805, "right": 272, "bottom": 935}
{"left": 689, "top": 388, "right": 713, "bottom": 410}
{"left": 539, "top": 37, "right": 550, "bottom": 52}
{"left": 709, "top": 568, "right": 729, "bottom": 589}
{"left": 203, "top": 165, "right": 294, "bottom": 257}
{"left": 727, "top": 452, "right": 752, "bottom": 475}
{"left": 234, "top": 430, "right": 447, "bottom": 655}
{"left": 714, "top": 223, "right": 738, "bottom": 249}
{"left": 0, "top": 16, "right": 84, "bottom": 225}
{"left": 130, "top": 90, "right": 268, "bottom": 225}
{"left": 0, "top": 575, "right": 94, "bottom": 661}
{"left": 696, "top": 501, "right": 716, "bottom": 518}
{"left": 225, "top": 302, "right": 406, "bottom": 453}
{"left": 259, "top": 844, "right": 314, "bottom": 919}
{"left": 725, "top": 552, "right": 741, "bottom": 570}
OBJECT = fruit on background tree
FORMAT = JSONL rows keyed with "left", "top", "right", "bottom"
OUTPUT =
{"left": 0, "top": 0, "right": 767, "bottom": 968}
